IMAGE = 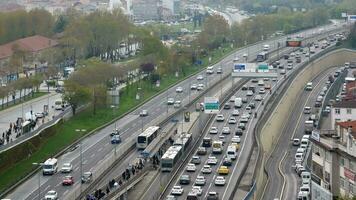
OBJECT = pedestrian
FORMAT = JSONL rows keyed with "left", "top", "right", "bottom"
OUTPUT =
{"left": 106, "top": 186, "right": 110, "bottom": 194}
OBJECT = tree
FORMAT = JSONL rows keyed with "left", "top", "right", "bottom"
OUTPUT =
{"left": 63, "top": 80, "right": 90, "bottom": 115}
{"left": 53, "top": 15, "right": 68, "bottom": 33}
{"left": 349, "top": 22, "right": 356, "bottom": 49}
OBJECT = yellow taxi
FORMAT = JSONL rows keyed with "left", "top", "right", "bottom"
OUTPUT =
{"left": 217, "top": 166, "right": 229, "bottom": 175}
{"left": 231, "top": 142, "right": 240, "bottom": 150}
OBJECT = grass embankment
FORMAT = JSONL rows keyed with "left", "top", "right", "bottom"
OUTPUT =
{"left": 0, "top": 45, "right": 235, "bottom": 194}
{"left": 0, "top": 92, "right": 47, "bottom": 111}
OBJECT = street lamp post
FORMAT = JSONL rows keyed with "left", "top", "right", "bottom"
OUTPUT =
{"left": 75, "top": 129, "right": 86, "bottom": 192}
{"left": 32, "top": 162, "right": 43, "bottom": 200}
{"left": 111, "top": 105, "right": 117, "bottom": 130}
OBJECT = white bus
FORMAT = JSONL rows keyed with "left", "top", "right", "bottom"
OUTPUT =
{"left": 212, "top": 141, "right": 223, "bottom": 154}
{"left": 257, "top": 52, "right": 268, "bottom": 62}
{"left": 43, "top": 158, "right": 58, "bottom": 175}
{"left": 173, "top": 133, "right": 192, "bottom": 151}
{"left": 161, "top": 146, "right": 183, "bottom": 172}
{"left": 136, "top": 126, "right": 160, "bottom": 149}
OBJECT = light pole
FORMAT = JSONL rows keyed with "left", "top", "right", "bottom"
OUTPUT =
{"left": 32, "top": 162, "right": 43, "bottom": 200}
{"left": 75, "top": 129, "right": 86, "bottom": 192}
{"left": 111, "top": 105, "right": 117, "bottom": 130}
{"left": 220, "top": 65, "right": 223, "bottom": 98}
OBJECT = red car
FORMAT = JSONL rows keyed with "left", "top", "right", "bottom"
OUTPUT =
{"left": 62, "top": 176, "right": 74, "bottom": 186}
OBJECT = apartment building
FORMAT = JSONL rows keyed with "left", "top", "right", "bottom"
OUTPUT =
{"left": 331, "top": 101, "right": 356, "bottom": 129}
{"left": 311, "top": 121, "right": 356, "bottom": 199}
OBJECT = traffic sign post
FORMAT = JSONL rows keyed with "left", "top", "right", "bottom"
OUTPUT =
{"left": 204, "top": 97, "right": 219, "bottom": 114}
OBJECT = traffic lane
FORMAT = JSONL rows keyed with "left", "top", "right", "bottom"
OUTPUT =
{"left": 281, "top": 68, "right": 336, "bottom": 199}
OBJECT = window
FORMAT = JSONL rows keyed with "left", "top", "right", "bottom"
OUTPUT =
{"left": 340, "top": 157, "right": 345, "bottom": 166}
{"left": 335, "top": 108, "right": 340, "bottom": 114}
{"left": 350, "top": 161, "right": 356, "bottom": 172}
{"left": 347, "top": 109, "right": 352, "bottom": 114}
{"left": 351, "top": 183, "right": 356, "bottom": 194}
{"left": 325, "top": 171, "right": 330, "bottom": 183}
{"left": 340, "top": 177, "right": 346, "bottom": 189}
{"left": 326, "top": 151, "right": 332, "bottom": 162}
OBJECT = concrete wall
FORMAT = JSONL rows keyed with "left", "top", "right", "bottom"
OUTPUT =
{"left": 255, "top": 48, "right": 356, "bottom": 199}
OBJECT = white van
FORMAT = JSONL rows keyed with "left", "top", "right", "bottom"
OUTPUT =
{"left": 263, "top": 44, "right": 270, "bottom": 51}
{"left": 301, "top": 138, "right": 309, "bottom": 147}
{"left": 43, "top": 158, "right": 58, "bottom": 175}
{"left": 295, "top": 153, "right": 304, "bottom": 163}
{"left": 227, "top": 145, "right": 237, "bottom": 160}
{"left": 54, "top": 99, "right": 64, "bottom": 110}
{"left": 235, "top": 98, "right": 242, "bottom": 108}
{"left": 206, "top": 66, "right": 214, "bottom": 74}
{"left": 301, "top": 171, "right": 311, "bottom": 185}
{"left": 297, "top": 148, "right": 305, "bottom": 155}
{"left": 258, "top": 80, "right": 264, "bottom": 86}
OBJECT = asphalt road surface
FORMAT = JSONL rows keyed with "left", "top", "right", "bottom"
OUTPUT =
{"left": 5, "top": 21, "right": 345, "bottom": 200}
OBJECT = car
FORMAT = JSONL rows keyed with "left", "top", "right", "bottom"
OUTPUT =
{"left": 263, "top": 77, "right": 270, "bottom": 81}
{"left": 179, "top": 174, "right": 191, "bottom": 185}
{"left": 191, "top": 156, "right": 201, "bottom": 165}
{"left": 324, "top": 106, "right": 331, "bottom": 113}
{"left": 259, "top": 88, "right": 266, "bottom": 94}
{"left": 255, "top": 95, "right": 263, "bottom": 101}
{"left": 195, "top": 176, "right": 206, "bottom": 186}
{"left": 111, "top": 135, "right": 121, "bottom": 144}
{"left": 228, "top": 116, "right": 237, "bottom": 124}
{"left": 217, "top": 67, "right": 223, "bottom": 74}
{"left": 166, "top": 195, "right": 177, "bottom": 200}
{"left": 242, "top": 85, "right": 248, "bottom": 90}
{"left": 295, "top": 164, "right": 306, "bottom": 176}
{"left": 240, "top": 116, "right": 249, "bottom": 123}
{"left": 81, "top": 171, "right": 93, "bottom": 183}
{"left": 110, "top": 129, "right": 120, "bottom": 136}
{"left": 287, "top": 64, "right": 293, "bottom": 70}
{"left": 242, "top": 97, "right": 248, "bottom": 103}
{"left": 62, "top": 175, "right": 74, "bottom": 186}
{"left": 218, "top": 166, "right": 230, "bottom": 175}
{"left": 238, "top": 123, "right": 246, "bottom": 130}
{"left": 218, "top": 135, "right": 226, "bottom": 144}
{"left": 210, "top": 127, "right": 218, "bottom": 134}
{"left": 44, "top": 190, "right": 58, "bottom": 200}
{"left": 140, "top": 110, "right": 148, "bottom": 116}
{"left": 232, "top": 136, "right": 241, "bottom": 143}
{"left": 230, "top": 96, "right": 236, "bottom": 102}
{"left": 191, "top": 186, "right": 203, "bottom": 196}
{"left": 207, "top": 191, "right": 219, "bottom": 200}
{"left": 223, "top": 157, "right": 233, "bottom": 166}
{"left": 224, "top": 103, "right": 231, "bottom": 109}
{"left": 197, "top": 75, "right": 204, "bottom": 80}
{"left": 176, "top": 87, "right": 183, "bottom": 93}
{"left": 222, "top": 127, "right": 231, "bottom": 134}
{"left": 207, "top": 156, "right": 218, "bottom": 165}
{"left": 232, "top": 109, "right": 239, "bottom": 116}
{"left": 251, "top": 79, "right": 258, "bottom": 83}
{"left": 246, "top": 90, "right": 254, "bottom": 96}
{"left": 202, "top": 165, "right": 212, "bottom": 174}
{"left": 216, "top": 114, "right": 225, "bottom": 122}
{"left": 233, "top": 56, "right": 239, "bottom": 62}
{"left": 191, "top": 84, "right": 197, "bottom": 90}
{"left": 197, "top": 84, "right": 204, "bottom": 91}
{"left": 61, "top": 163, "right": 72, "bottom": 173}
{"left": 186, "top": 163, "right": 196, "bottom": 172}
{"left": 246, "top": 106, "right": 252, "bottom": 114}
{"left": 174, "top": 100, "right": 181, "bottom": 108}
{"left": 272, "top": 78, "right": 277, "bottom": 82}
{"left": 167, "top": 98, "right": 174, "bottom": 105}
{"left": 304, "top": 107, "right": 311, "bottom": 114}
{"left": 235, "top": 128, "right": 243, "bottom": 136}
{"left": 171, "top": 186, "right": 184, "bottom": 196}
{"left": 293, "top": 138, "right": 301, "bottom": 146}
{"left": 248, "top": 102, "right": 256, "bottom": 109}
{"left": 214, "top": 176, "right": 226, "bottom": 186}
{"left": 35, "top": 112, "right": 45, "bottom": 118}
{"left": 243, "top": 53, "right": 248, "bottom": 58}
{"left": 197, "top": 147, "right": 207, "bottom": 155}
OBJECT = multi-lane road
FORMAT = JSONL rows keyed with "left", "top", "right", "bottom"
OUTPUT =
{"left": 5, "top": 21, "right": 346, "bottom": 200}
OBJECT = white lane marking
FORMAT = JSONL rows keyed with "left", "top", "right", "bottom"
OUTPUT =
{"left": 98, "top": 147, "right": 103, "bottom": 152}
{"left": 90, "top": 153, "right": 96, "bottom": 158}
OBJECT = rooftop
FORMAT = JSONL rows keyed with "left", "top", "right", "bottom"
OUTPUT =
{"left": 0, "top": 35, "right": 58, "bottom": 60}
{"left": 333, "top": 101, "right": 356, "bottom": 109}
{"left": 336, "top": 120, "right": 356, "bottom": 138}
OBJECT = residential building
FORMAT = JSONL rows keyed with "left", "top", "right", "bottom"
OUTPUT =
{"left": 311, "top": 121, "right": 356, "bottom": 199}
{"left": 132, "top": 0, "right": 159, "bottom": 21}
{"left": 331, "top": 101, "right": 356, "bottom": 130}
{"left": 0, "top": 35, "right": 58, "bottom": 85}
{"left": 344, "top": 80, "right": 356, "bottom": 101}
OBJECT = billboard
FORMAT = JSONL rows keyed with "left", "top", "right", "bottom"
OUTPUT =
{"left": 286, "top": 39, "right": 302, "bottom": 47}
{"left": 233, "top": 63, "right": 246, "bottom": 71}
{"left": 204, "top": 97, "right": 219, "bottom": 114}
{"left": 348, "top": 15, "right": 356, "bottom": 21}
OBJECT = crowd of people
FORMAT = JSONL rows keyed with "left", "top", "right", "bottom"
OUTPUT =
{"left": 0, "top": 119, "right": 27, "bottom": 145}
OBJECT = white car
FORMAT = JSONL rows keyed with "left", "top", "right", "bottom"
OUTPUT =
{"left": 222, "top": 127, "right": 231, "bottom": 134}
{"left": 242, "top": 112, "right": 250, "bottom": 119}
{"left": 35, "top": 112, "right": 45, "bottom": 118}
{"left": 230, "top": 96, "right": 236, "bottom": 102}
{"left": 191, "top": 84, "right": 197, "bottom": 90}
{"left": 255, "top": 95, "right": 263, "bottom": 101}
{"left": 214, "top": 176, "right": 226, "bottom": 186}
{"left": 197, "top": 75, "right": 204, "bottom": 80}
{"left": 240, "top": 117, "right": 249, "bottom": 123}
{"left": 216, "top": 114, "right": 225, "bottom": 122}
{"left": 232, "top": 136, "right": 241, "bottom": 143}
{"left": 197, "top": 84, "right": 204, "bottom": 91}
{"left": 186, "top": 163, "right": 196, "bottom": 172}
{"left": 233, "top": 56, "right": 239, "bottom": 62}
{"left": 174, "top": 100, "right": 181, "bottom": 108}
{"left": 201, "top": 165, "right": 212, "bottom": 174}
{"left": 232, "top": 109, "right": 239, "bottom": 116}
{"left": 259, "top": 88, "right": 266, "bottom": 94}
{"left": 167, "top": 98, "right": 174, "bottom": 105}
{"left": 61, "top": 163, "right": 72, "bottom": 173}
{"left": 171, "top": 186, "right": 184, "bottom": 195}
{"left": 242, "top": 53, "right": 248, "bottom": 58}
{"left": 176, "top": 87, "right": 183, "bottom": 93}
{"left": 246, "top": 90, "right": 254, "bottom": 96}
{"left": 207, "top": 156, "right": 218, "bottom": 165}
{"left": 210, "top": 127, "right": 218, "bottom": 134}
{"left": 194, "top": 176, "right": 206, "bottom": 186}
{"left": 272, "top": 78, "right": 278, "bottom": 82}
{"left": 192, "top": 186, "right": 203, "bottom": 196}
{"left": 44, "top": 190, "right": 58, "bottom": 200}
{"left": 228, "top": 116, "right": 237, "bottom": 124}
{"left": 140, "top": 110, "right": 148, "bottom": 116}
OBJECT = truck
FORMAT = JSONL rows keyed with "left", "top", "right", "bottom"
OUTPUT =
{"left": 305, "top": 120, "right": 314, "bottom": 134}
{"left": 234, "top": 97, "right": 242, "bottom": 108}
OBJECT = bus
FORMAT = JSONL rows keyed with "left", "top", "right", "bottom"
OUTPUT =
{"left": 161, "top": 146, "right": 183, "bottom": 172}
{"left": 136, "top": 126, "right": 160, "bottom": 149}
{"left": 257, "top": 52, "right": 268, "bottom": 62}
{"left": 212, "top": 141, "right": 223, "bottom": 154}
{"left": 173, "top": 133, "right": 192, "bottom": 151}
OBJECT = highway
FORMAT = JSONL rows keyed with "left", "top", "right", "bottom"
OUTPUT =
{"left": 4, "top": 21, "right": 345, "bottom": 200}
{"left": 262, "top": 39, "right": 340, "bottom": 200}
